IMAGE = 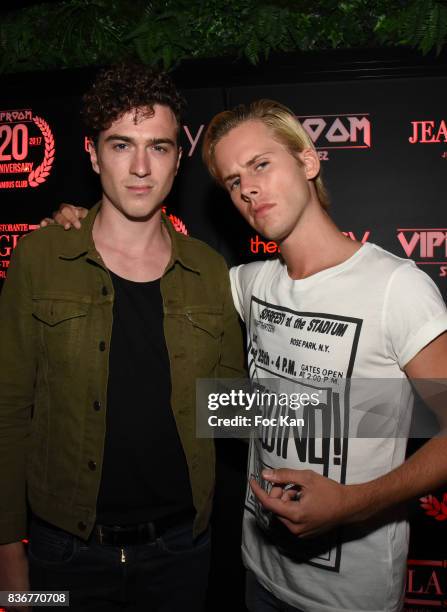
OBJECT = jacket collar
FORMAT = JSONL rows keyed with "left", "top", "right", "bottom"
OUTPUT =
{"left": 59, "top": 202, "right": 200, "bottom": 274}
{"left": 162, "top": 211, "right": 200, "bottom": 274}
{"left": 58, "top": 202, "right": 99, "bottom": 260}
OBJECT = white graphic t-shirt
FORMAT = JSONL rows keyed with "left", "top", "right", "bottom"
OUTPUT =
{"left": 230, "top": 243, "right": 447, "bottom": 612}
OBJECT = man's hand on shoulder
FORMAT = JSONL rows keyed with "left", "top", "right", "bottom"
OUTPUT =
{"left": 39, "top": 204, "right": 88, "bottom": 230}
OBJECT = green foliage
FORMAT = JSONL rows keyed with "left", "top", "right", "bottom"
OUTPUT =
{"left": 402, "top": 0, "right": 447, "bottom": 55}
{"left": 375, "top": 0, "right": 447, "bottom": 55}
{"left": 0, "top": 0, "right": 445, "bottom": 74}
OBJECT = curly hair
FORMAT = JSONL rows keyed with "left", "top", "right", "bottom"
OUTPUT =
{"left": 82, "top": 62, "right": 185, "bottom": 142}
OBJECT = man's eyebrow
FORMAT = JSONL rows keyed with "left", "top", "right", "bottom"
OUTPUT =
{"left": 104, "top": 134, "right": 176, "bottom": 146}
{"left": 222, "top": 152, "right": 271, "bottom": 183}
{"left": 150, "top": 137, "right": 176, "bottom": 147}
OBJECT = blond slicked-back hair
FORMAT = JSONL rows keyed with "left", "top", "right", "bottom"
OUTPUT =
{"left": 202, "top": 99, "right": 329, "bottom": 209}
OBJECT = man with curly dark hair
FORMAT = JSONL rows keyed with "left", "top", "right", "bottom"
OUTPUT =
{"left": 0, "top": 63, "right": 245, "bottom": 611}
{"left": 82, "top": 63, "right": 186, "bottom": 146}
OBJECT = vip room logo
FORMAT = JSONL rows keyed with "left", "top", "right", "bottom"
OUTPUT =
{"left": 405, "top": 559, "right": 447, "bottom": 609}
{"left": 297, "top": 113, "right": 371, "bottom": 160}
{"left": 0, "top": 223, "right": 39, "bottom": 279}
{"left": 0, "top": 109, "right": 55, "bottom": 189}
{"left": 396, "top": 229, "right": 447, "bottom": 277}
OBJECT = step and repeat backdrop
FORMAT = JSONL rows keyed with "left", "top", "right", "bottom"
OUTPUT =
{"left": 0, "top": 70, "right": 446, "bottom": 609}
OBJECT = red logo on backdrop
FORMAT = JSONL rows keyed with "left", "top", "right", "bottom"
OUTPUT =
{"left": 248, "top": 230, "right": 370, "bottom": 255}
{"left": 409, "top": 120, "right": 447, "bottom": 144}
{"left": 297, "top": 114, "right": 371, "bottom": 161}
{"left": 249, "top": 235, "right": 280, "bottom": 255}
{"left": 0, "top": 224, "right": 39, "bottom": 278}
{"left": 420, "top": 493, "right": 447, "bottom": 522}
{"left": 0, "top": 109, "right": 55, "bottom": 189}
{"left": 405, "top": 559, "right": 447, "bottom": 609}
{"left": 162, "top": 207, "right": 188, "bottom": 235}
{"left": 342, "top": 230, "right": 370, "bottom": 243}
{"left": 396, "top": 228, "right": 447, "bottom": 277}
{"left": 408, "top": 120, "right": 447, "bottom": 160}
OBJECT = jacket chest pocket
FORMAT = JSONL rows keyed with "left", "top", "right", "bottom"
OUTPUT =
{"left": 186, "top": 310, "right": 223, "bottom": 375}
{"left": 32, "top": 299, "right": 90, "bottom": 370}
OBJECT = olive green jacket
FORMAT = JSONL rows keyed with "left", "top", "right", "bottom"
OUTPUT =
{"left": 0, "top": 204, "right": 245, "bottom": 543}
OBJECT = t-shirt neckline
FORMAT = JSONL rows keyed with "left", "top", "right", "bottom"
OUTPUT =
{"left": 279, "top": 242, "right": 372, "bottom": 288}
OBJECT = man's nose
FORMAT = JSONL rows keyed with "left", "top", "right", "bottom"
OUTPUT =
{"left": 240, "top": 178, "right": 259, "bottom": 203}
{"left": 130, "top": 149, "right": 151, "bottom": 177}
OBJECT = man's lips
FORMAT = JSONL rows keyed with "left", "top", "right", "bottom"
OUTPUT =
{"left": 126, "top": 185, "right": 153, "bottom": 193}
{"left": 252, "top": 203, "right": 275, "bottom": 219}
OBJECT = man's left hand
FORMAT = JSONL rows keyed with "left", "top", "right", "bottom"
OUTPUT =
{"left": 250, "top": 468, "right": 361, "bottom": 538}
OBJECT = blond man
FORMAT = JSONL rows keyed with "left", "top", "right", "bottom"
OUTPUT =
{"left": 202, "top": 99, "right": 447, "bottom": 612}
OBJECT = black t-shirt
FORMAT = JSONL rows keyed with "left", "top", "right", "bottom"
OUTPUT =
{"left": 95, "top": 271, "right": 194, "bottom": 525}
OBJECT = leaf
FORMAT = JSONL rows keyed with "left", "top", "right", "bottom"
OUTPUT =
{"left": 431, "top": 496, "right": 441, "bottom": 511}
{"left": 162, "top": 45, "right": 173, "bottom": 69}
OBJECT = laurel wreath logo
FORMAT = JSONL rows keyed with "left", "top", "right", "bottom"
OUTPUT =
{"left": 420, "top": 493, "right": 447, "bottom": 521}
{"left": 162, "top": 206, "right": 188, "bottom": 235}
{"left": 28, "top": 116, "right": 55, "bottom": 188}
{"left": 168, "top": 213, "right": 188, "bottom": 235}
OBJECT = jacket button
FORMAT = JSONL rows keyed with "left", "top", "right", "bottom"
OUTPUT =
{"left": 78, "top": 521, "right": 87, "bottom": 531}
{"left": 88, "top": 460, "right": 97, "bottom": 471}
{"left": 102, "top": 286, "right": 108, "bottom": 296}
{"left": 99, "top": 341, "right": 106, "bottom": 351}
{"left": 93, "top": 400, "right": 101, "bottom": 411}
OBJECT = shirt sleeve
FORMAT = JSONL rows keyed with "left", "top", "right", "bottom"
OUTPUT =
{"left": 217, "top": 260, "right": 247, "bottom": 379}
{"left": 383, "top": 262, "right": 447, "bottom": 369}
{"left": 229, "top": 264, "right": 246, "bottom": 321}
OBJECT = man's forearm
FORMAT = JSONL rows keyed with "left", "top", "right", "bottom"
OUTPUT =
{"left": 255, "top": 435, "right": 447, "bottom": 538}
{"left": 345, "top": 436, "right": 447, "bottom": 523}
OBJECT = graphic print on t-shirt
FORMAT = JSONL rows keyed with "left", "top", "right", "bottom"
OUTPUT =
{"left": 246, "top": 296, "right": 362, "bottom": 572}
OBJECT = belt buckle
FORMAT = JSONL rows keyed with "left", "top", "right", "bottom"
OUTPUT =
{"left": 95, "top": 521, "right": 160, "bottom": 546}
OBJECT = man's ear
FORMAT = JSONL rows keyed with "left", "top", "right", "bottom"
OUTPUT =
{"left": 88, "top": 139, "right": 100, "bottom": 175}
{"left": 298, "top": 148, "right": 320, "bottom": 180}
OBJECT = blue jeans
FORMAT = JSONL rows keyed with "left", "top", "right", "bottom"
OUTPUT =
{"left": 28, "top": 517, "right": 211, "bottom": 611}
{"left": 245, "top": 571, "right": 304, "bottom": 612}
